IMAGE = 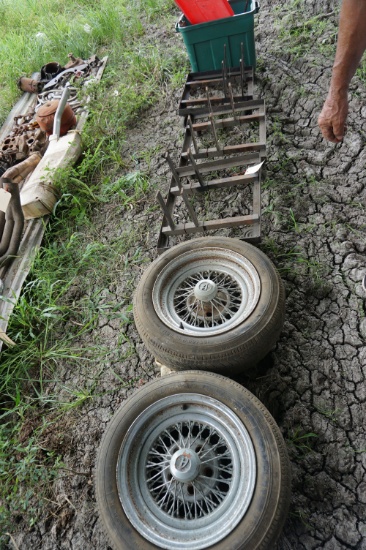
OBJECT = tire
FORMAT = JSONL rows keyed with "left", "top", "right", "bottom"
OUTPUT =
{"left": 95, "top": 371, "right": 291, "bottom": 550}
{"left": 133, "top": 237, "right": 285, "bottom": 374}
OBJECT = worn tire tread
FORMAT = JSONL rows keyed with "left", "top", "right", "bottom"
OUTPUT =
{"left": 95, "top": 371, "right": 291, "bottom": 550}
{"left": 134, "top": 237, "right": 285, "bottom": 373}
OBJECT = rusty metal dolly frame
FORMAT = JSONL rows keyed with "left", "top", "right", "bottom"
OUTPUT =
{"left": 157, "top": 60, "right": 266, "bottom": 254}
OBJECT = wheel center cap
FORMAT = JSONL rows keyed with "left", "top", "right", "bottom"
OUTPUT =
{"left": 170, "top": 449, "right": 201, "bottom": 482}
{"left": 194, "top": 279, "right": 217, "bottom": 302}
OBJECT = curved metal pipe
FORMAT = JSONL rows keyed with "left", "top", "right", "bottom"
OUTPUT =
{"left": 52, "top": 84, "right": 70, "bottom": 139}
{"left": 0, "top": 178, "right": 24, "bottom": 268}
{"left": 0, "top": 211, "right": 6, "bottom": 241}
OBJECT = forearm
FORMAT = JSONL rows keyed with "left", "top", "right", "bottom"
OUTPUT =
{"left": 330, "top": 0, "right": 366, "bottom": 94}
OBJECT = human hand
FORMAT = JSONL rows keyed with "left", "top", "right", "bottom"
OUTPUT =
{"left": 318, "top": 89, "right": 348, "bottom": 143}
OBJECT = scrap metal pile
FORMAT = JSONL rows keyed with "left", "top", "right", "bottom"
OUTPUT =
{"left": 0, "top": 54, "right": 103, "bottom": 278}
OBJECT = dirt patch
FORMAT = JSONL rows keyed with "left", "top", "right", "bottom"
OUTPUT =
{"left": 8, "top": 1, "right": 366, "bottom": 549}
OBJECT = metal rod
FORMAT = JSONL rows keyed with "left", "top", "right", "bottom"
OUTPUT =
{"left": 170, "top": 173, "right": 256, "bottom": 196}
{"left": 240, "top": 59, "right": 244, "bottom": 97}
{"left": 188, "top": 148, "right": 205, "bottom": 187}
{"left": 162, "top": 214, "right": 259, "bottom": 236}
{"left": 240, "top": 43, "right": 246, "bottom": 96}
{"left": 182, "top": 189, "right": 199, "bottom": 226}
{"left": 247, "top": 67, "right": 254, "bottom": 96}
{"left": 209, "top": 114, "right": 221, "bottom": 152}
{"left": 187, "top": 116, "right": 199, "bottom": 154}
{"left": 192, "top": 112, "right": 264, "bottom": 133}
{"left": 180, "top": 142, "right": 265, "bottom": 161}
{"left": 252, "top": 173, "right": 261, "bottom": 218}
{"left": 156, "top": 191, "right": 176, "bottom": 230}
{"left": 241, "top": 42, "right": 246, "bottom": 74}
{"left": 181, "top": 97, "right": 263, "bottom": 118}
{"left": 205, "top": 87, "right": 213, "bottom": 115}
{"left": 164, "top": 153, "right": 182, "bottom": 189}
{"left": 221, "top": 59, "right": 227, "bottom": 98}
{"left": 228, "top": 83, "right": 237, "bottom": 120}
{"left": 223, "top": 44, "right": 227, "bottom": 81}
{"left": 52, "top": 84, "right": 70, "bottom": 139}
{"left": 177, "top": 152, "right": 261, "bottom": 176}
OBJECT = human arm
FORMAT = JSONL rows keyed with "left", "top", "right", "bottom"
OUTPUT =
{"left": 318, "top": 0, "right": 366, "bottom": 142}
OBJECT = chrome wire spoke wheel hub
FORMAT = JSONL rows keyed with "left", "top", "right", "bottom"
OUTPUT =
{"left": 117, "top": 394, "right": 256, "bottom": 550}
{"left": 152, "top": 247, "right": 261, "bottom": 336}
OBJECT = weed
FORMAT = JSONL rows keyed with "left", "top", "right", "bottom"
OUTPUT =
{"left": 270, "top": 117, "right": 290, "bottom": 146}
{"left": 97, "top": 171, "right": 150, "bottom": 206}
{"left": 0, "top": 419, "right": 65, "bottom": 535}
{"left": 57, "top": 386, "right": 94, "bottom": 411}
{"left": 315, "top": 406, "right": 342, "bottom": 423}
{"left": 287, "top": 427, "right": 318, "bottom": 455}
{"left": 290, "top": 508, "right": 312, "bottom": 529}
{"left": 289, "top": 208, "right": 300, "bottom": 233}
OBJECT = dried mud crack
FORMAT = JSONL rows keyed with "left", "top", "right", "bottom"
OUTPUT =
{"left": 9, "top": 1, "right": 366, "bottom": 549}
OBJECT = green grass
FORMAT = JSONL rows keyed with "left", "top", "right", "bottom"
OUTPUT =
{"left": 0, "top": 0, "right": 185, "bottom": 124}
{"left": 0, "top": 0, "right": 188, "bottom": 542}
{"left": 273, "top": 0, "right": 339, "bottom": 60}
{"left": 286, "top": 427, "right": 318, "bottom": 456}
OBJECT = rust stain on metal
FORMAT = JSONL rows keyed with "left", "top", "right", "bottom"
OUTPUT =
{"left": 35, "top": 100, "right": 76, "bottom": 136}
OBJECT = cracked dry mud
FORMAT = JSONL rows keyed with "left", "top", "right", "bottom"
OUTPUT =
{"left": 10, "top": 0, "right": 366, "bottom": 549}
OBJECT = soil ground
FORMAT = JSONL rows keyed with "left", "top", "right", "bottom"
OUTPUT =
{"left": 9, "top": 0, "right": 366, "bottom": 548}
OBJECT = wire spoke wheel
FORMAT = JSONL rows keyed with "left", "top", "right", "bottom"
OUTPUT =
{"left": 134, "top": 237, "right": 285, "bottom": 373}
{"left": 153, "top": 248, "right": 260, "bottom": 336}
{"left": 118, "top": 394, "right": 256, "bottom": 549}
{"left": 95, "top": 372, "right": 291, "bottom": 550}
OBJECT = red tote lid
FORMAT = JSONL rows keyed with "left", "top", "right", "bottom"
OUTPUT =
{"left": 174, "top": 0, "right": 234, "bottom": 25}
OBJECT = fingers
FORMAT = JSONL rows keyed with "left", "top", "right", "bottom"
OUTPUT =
{"left": 318, "top": 118, "right": 342, "bottom": 143}
{"left": 318, "top": 108, "right": 346, "bottom": 142}
{"left": 318, "top": 92, "right": 348, "bottom": 143}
